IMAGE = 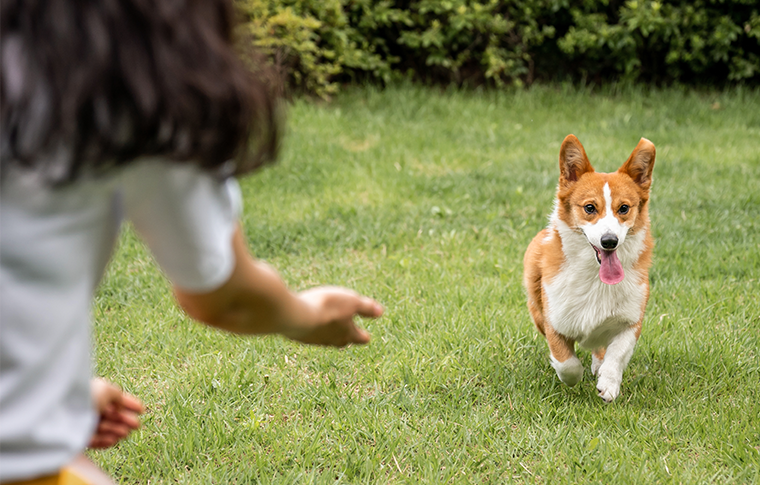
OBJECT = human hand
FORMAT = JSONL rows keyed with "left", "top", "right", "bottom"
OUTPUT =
{"left": 285, "top": 287, "right": 383, "bottom": 347}
{"left": 88, "top": 379, "right": 145, "bottom": 449}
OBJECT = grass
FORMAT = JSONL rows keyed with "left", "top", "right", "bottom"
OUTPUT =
{"left": 91, "top": 84, "right": 760, "bottom": 484}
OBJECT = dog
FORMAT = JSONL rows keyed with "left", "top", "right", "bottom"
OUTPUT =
{"left": 523, "top": 134, "right": 655, "bottom": 402}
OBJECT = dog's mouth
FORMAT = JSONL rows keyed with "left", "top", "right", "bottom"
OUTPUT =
{"left": 591, "top": 245, "right": 625, "bottom": 285}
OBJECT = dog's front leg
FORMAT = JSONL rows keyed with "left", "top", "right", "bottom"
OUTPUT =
{"left": 595, "top": 325, "right": 640, "bottom": 402}
{"left": 591, "top": 348, "right": 605, "bottom": 376}
{"left": 545, "top": 325, "right": 583, "bottom": 386}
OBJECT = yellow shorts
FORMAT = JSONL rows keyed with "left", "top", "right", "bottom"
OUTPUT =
{"left": 6, "top": 468, "right": 88, "bottom": 485}
{"left": 6, "top": 456, "right": 113, "bottom": 485}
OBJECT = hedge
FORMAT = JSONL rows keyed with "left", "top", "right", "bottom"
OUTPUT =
{"left": 236, "top": 0, "right": 760, "bottom": 97}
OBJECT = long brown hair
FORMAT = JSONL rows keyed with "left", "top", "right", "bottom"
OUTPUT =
{"left": 1, "top": 0, "right": 280, "bottom": 184}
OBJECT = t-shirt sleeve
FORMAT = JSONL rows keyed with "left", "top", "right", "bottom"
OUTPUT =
{"left": 122, "top": 160, "right": 242, "bottom": 293}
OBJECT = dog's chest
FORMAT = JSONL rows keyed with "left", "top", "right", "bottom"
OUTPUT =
{"left": 543, "top": 248, "right": 647, "bottom": 349}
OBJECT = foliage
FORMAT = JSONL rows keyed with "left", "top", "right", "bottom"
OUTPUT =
{"left": 238, "top": 0, "right": 391, "bottom": 97}
{"left": 236, "top": 0, "right": 760, "bottom": 97}
{"left": 558, "top": 0, "right": 760, "bottom": 84}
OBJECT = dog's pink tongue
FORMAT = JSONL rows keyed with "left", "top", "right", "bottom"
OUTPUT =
{"left": 599, "top": 250, "right": 624, "bottom": 285}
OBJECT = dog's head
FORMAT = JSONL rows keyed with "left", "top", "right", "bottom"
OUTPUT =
{"left": 556, "top": 135, "right": 656, "bottom": 284}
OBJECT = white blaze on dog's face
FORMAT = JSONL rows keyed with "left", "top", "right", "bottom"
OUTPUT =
{"left": 556, "top": 136, "right": 655, "bottom": 285}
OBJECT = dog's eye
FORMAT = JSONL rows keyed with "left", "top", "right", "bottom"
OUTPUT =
{"left": 619, "top": 204, "right": 630, "bottom": 215}
{"left": 584, "top": 204, "right": 596, "bottom": 214}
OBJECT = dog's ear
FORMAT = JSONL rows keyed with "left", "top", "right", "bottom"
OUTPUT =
{"left": 619, "top": 138, "right": 656, "bottom": 190}
{"left": 559, "top": 135, "right": 594, "bottom": 188}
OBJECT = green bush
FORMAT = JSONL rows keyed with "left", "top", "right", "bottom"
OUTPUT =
{"left": 237, "top": 0, "right": 388, "bottom": 97}
{"left": 236, "top": 0, "right": 760, "bottom": 97}
{"left": 558, "top": 0, "right": 760, "bottom": 84}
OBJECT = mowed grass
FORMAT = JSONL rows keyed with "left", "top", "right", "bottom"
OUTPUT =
{"left": 91, "top": 85, "right": 760, "bottom": 484}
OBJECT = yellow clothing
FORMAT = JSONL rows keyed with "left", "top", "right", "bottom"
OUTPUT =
{"left": 6, "top": 467, "right": 91, "bottom": 485}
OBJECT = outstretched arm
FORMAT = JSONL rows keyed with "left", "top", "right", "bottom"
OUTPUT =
{"left": 174, "top": 227, "right": 382, "bottom": 346}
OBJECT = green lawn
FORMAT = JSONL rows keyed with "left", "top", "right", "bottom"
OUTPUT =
{"left": 92, "top": 84, "right": 760, "bottom": 484}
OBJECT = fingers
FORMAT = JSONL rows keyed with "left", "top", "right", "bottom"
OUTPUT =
{"left": 292, "top": 287, "right": 382, "bottom": 347}
{"left": 350, "top": 324, "right": 371, "bottom": 345}
{"left": 92, "top": 379, "right": 145, "bottom": 415}
{"left": 102, "top": 405, "right": 142, "bottom": 430}
{"left": 88, "top": 424, "right": 134, "bottom": 449}
{"left": 94, "top": 418, "right": 133, "bottom": 440}
{"left": 332, "top": 295, "right": 378, "bottom": 345}
{"left": 329, "top": 320, "right": 370, "bottom": 347}
{"left": 88, "top": 412, "right": 139, "bottom": 450}
{"left": 354, "top": 296, "right": 384, "bottom": 319}
{"left": 88, "top": 404, "right": 143, "bottom": 449}
{"left": 302, "top": 287, "right": 383, "bottom": 321}
{"left": 89, "top": 379, "right": 145, "bottom": 450}
{"left": 119, "top": 392, "right": 146, "bottom": 415}
{"left": 89, "top": 436, "right": 119, "bottom": 449}
{"left": 337, "top": 294, "right": 381, "bottom": 346}
{"left": 293, "top": 320, "right": 369, "bottom": 347}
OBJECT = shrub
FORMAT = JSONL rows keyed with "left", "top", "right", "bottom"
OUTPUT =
{"left": 235, "top": 0, "right": 760, "bottom": 97}
{"left": 558, "top": 0, "right": 760, "bottom": 84}
{"left": 237, "top": 0, "right": 395, "bottom": 97}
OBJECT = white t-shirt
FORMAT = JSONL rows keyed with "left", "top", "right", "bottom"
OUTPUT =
{"left": 0, "top": 159, "right": 241, "bottom": 482}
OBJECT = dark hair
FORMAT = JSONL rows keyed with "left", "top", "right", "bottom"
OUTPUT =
{"left": 1, "top": 0, "right": 280, "bottom": 184}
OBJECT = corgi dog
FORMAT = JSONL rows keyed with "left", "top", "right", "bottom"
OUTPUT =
{"left": 523, "top": 135, "right": 655, "bottom": 402}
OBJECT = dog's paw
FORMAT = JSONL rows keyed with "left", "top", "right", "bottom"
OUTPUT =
{"left": 595, "top": 370, "right": 622, "bottom": 403}
{"left": 591, "top": 354, "right": 603, "bottom": 376}
{"left": 551, "top": 355, "right": 584, "bottom": 387}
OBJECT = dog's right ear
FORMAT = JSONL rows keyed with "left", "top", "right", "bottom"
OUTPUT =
{"left": 559, "top": 135, "right": 594, "bottom": 188}
{"left": 618, "top": 138, "right": 656, "bottom": 191}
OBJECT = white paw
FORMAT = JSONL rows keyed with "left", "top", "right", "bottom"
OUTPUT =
{"left": 551, "top": 355, "right": 584, "bottom": 387}
{"left": 591, "top": 354, "right": 603, "bottom": 376}
{"left": 596, "top": 367, "right": 622, "bottom": 403}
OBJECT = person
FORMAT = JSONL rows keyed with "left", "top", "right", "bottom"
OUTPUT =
{"left": 0, "top": 0, "right": 383, "bottom": 483}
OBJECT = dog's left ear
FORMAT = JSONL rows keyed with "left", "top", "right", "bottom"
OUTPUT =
{"left": 619, "top": 138, "right": 656, "bottom": 190}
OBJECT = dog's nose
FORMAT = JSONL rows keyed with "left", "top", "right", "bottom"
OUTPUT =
{"left": 600, "top": 233, "right": 618, "bottom": 250}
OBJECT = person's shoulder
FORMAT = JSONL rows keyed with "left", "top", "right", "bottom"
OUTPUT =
{"left": 1, "top": 162, "right": 119, "bottom": 209}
